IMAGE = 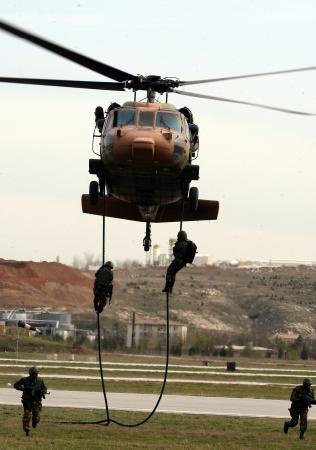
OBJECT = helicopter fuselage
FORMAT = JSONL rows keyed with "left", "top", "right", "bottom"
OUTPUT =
{"left": 98, "top": 101, "right": 196, "bottom": 207}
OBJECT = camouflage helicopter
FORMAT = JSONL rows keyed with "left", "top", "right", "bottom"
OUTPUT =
{"left": 1, "top": 20, "right": 315, "bottom": 251}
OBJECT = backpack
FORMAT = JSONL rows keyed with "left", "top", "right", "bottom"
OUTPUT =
{"left": 183, "top": 240, "right": 197, "bottom": 264}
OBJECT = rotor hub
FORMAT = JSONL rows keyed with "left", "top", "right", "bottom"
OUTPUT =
{"left": 126, "top": 76, "right": 180, "bottom": 94}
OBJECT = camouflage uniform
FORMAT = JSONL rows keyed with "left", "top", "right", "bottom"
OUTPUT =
{"left": 163, "top": 231, "right": 190, "bottom": 294}
{"left": 284, "top": 380, "right": 315, "bottom": 439}
{"left": 94, "top": 262, "right": 113, "bottom": 312}
{"left": 14, "top": 369, "right": 47, "bottom": 435}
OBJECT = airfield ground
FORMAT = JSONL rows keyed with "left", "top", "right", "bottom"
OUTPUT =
{"left": 1, "top": 405, "right": 316, "bottom": 449}
{"left": 1, "top": 353, "right": 316, "bottom": 448}
{"left": 1, "top": 353, "right": 316, "bottom": 400}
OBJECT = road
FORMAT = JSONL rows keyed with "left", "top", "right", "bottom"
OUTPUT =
{"left": 1, "top": 388, "right": 316, "bottom": 419}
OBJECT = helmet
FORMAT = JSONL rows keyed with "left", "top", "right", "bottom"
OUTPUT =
{"left": 29, "top": 366, "right": 39, "bottom": 375}
{"left": 104, "top": 261, "right": 114, "bottom": 269}
{"left": 177, "top": 230, "right": 187, "bottom": 241}
{"left": 303, "top": 378, "right": 312, "bottom": 386}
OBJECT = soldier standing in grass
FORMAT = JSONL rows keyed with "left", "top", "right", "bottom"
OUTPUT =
{"left": 284, "top": 378, "right": 316, "bottom": 439}
{"left": 14, "top": 366, "right": 47, "bottom": 436}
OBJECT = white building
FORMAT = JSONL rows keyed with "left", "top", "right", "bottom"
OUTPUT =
{"left": 194, "top": 255, "right": 209, "bottom": 266}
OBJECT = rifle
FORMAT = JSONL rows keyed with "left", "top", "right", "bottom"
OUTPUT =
{"left": 302, "top": 394, "right": 316, "bottom": 407}
{"left": 41, "top": 391, "right": 50, "bottom": 400}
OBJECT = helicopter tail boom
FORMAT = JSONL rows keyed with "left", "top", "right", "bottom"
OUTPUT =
{"left": 81, "top": 195, "right": 219, "bottom": 222}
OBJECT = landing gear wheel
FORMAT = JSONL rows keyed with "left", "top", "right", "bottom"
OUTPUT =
{"left": 189, "top": 186, "right": 199, "bottom": 211}
{"left": 89, "top": 181, "right": 99, "bottom": 205}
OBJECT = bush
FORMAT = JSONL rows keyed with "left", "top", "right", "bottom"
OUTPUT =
{"left": 301, "top": 345, "right": 309, "bottom": 360}
{"left": 241, "top": 343, "right": 254, "bottom": 357}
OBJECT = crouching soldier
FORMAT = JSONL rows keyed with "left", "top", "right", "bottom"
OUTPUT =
{"left": 14, "top": 366, "right": 47, "bottom": 436}
{"left": 284, "top": 378, "right": 316, "bottom": 439}
{"left": 162, "top": 230, "right": 197, "bottom": 294}
{"left": 94, "top": 261, "right": 114, "bottom": 313}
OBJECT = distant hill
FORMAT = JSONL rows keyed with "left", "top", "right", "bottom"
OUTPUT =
{"left": 1, "top": 258, "right": 316, "bottom": 338}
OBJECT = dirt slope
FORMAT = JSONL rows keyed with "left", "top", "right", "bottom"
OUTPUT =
{"left": 1, "top": 259, "right": 316, "bottom": 337}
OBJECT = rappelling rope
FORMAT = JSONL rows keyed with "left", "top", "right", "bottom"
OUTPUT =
{"left": 95, "top": 189, "right": 170, "bottom": 426}
{"left": 56, "top": 191, "right": 174, "bottom": 426}
{"left": 179, "top": 199, "right": 185, "bottom": 232}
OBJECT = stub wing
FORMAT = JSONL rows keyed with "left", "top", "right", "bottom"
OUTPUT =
{"left": 81, "top": 195, "right": 219, "bottom": 222}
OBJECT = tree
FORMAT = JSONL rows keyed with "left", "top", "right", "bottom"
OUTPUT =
{"left": 187, "top": 333, "right": 214, "bottom": 356}
{"left": 276, "top": 338, "right": 287, "bottom": 359}
{"left": 227, "top": 343, "right": 234, "bottom": 357}
{"left": 241, "top": 343, "right": 254, "bottom": 357}
{"left": 301, "top": 344, "right": 309, "bottom": 360}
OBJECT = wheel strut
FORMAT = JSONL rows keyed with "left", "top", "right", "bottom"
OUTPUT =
{"left": 143, "top": 221, "right": 152, "bottom": 252}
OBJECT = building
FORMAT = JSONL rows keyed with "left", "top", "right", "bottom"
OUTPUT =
{"left": 0, "top": 309, "right": 96, "bottom": 341}
{"left": 149, "top": 239, "right": 210, "bottom": 267}
{"left": 169, "top": 238, "right": 176, "bottom": 262}
{"left": 158, "top": 253, "right": 169, "bottom": 267}
{"left": 126, "top": 318, "right": 187, "bottom": 348}
{"left": 194, "top": 255, "right": 209, "bottom": 266}
{"left": 153, "top": 245, "right": 160, "bottom": 266}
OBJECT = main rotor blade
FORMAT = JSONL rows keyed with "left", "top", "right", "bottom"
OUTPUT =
{"left": 0, "top": 77, "right": 125, "bottom": 91}
{"left": 0, "top": 19, "right": 136, "bottom": 82}
{"left": 172, "top": 89, "right": 316, "bottom": 116}
{"left": 179, "top": 66, "right": 316, "bottom": 86}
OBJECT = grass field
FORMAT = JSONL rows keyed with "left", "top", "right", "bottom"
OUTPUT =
{"left": 1, "top": 405, "right": 315, "bottom": 449}
{"left": 2, "top": 352, "right": 316, "bottom": 398}
{"left": 0, "top": 374, "right": 296, "bottom": 399}
{"left": 1, "top": 352, "right": 316, "bottom": 400}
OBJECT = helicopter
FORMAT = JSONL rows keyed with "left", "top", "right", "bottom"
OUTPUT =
{"left": 1, "top": 20, "right": 315, "bottom": 252}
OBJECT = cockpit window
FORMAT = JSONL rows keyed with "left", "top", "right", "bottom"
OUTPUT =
{"left": 156, "top": 112, "right": 181, "bottom": 132}
{"left": 105, "top": 113, "right": 114, "bottom": 130}
{"left": 139, "top": 111, "right": 154, "bottom": 127}
{"left": 113, "top": 109, "right": 136, "bottom": 127}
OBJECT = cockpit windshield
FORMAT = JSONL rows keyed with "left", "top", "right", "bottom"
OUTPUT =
{"left": 139, "top": 111, "right": 154, "bottom": 127}
{"left": 156, "top": 112, "right": 181, "bottom": 132}
{"left": 113, "top": 109, "right": 136, "bottom": 127}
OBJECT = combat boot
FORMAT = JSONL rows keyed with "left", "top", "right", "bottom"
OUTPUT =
{"left": 299, "top": 430, "right": 305, "bottom": 439}
{"left": 94, "top": 295, "right": 107, "bottom": 314}
{"left": 283, "top": 422, "right": 289, "bottom": 434}
{"left": 25, "top": 430, "right": 29, "bottom": 437}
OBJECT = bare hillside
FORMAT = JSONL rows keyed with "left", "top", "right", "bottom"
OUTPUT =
{"left": 1, "top": 259, "right": 316, "bottom": 337}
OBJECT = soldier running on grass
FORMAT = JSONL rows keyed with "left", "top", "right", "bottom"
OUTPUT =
{"left": 284, "top": 377, "right": 316, "bottom": 440}
{"left": 14, "top": 366, "right": 47, "bottom": 436}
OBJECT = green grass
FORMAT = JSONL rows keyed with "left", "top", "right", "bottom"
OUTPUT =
{"left": 1, "top": 405, "right": 315, "bottom": 449}
{"left": 1, "top": 375, "right": 295, "bottom": 399}
{"left": 0, "top": 365, "right": 308, "bottom": 385}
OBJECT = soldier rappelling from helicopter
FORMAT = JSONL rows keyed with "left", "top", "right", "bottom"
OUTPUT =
{"left": 162, "top": 230, "right": 197, "bottom": 294}
{"left": 93, "top": 261, "right": 114, "bottom": 313}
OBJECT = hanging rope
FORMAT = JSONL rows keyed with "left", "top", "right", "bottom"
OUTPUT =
{"left": 179, "top": 199, "right": 185, "bottom": 232}
{"left": 56, "top": 187, "right": 183, "bottom": 426}
{"left": 95, "top": 192, "right": 170, "bottom": 426}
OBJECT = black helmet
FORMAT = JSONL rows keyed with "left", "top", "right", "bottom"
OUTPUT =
{"left": 303, "top": 378, "right": 312, "bottom": 386}
{"left": 29, "top": 366, "right": 39, "bottom": 375}
{"left": 105, "top": 261, "right": 114, "bottom": 269}
{"left": 177, "top": 230, "right": 187, "bottom": 241}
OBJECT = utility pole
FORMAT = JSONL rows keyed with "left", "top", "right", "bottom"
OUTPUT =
{"left": 131, "top": 311, "right": 136, "bottom": 350}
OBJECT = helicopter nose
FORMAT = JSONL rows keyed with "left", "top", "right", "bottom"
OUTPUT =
{"left": 132, "top": 137, "right": 155, "bottom": 162}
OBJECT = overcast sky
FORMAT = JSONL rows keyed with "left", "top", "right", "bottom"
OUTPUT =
{"left": 0, "top": 0, "right": 316, "bottom": 265}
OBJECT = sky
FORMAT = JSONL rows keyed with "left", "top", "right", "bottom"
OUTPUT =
{"left": 0, "top": 0, "right": 316, "bottom": 265}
